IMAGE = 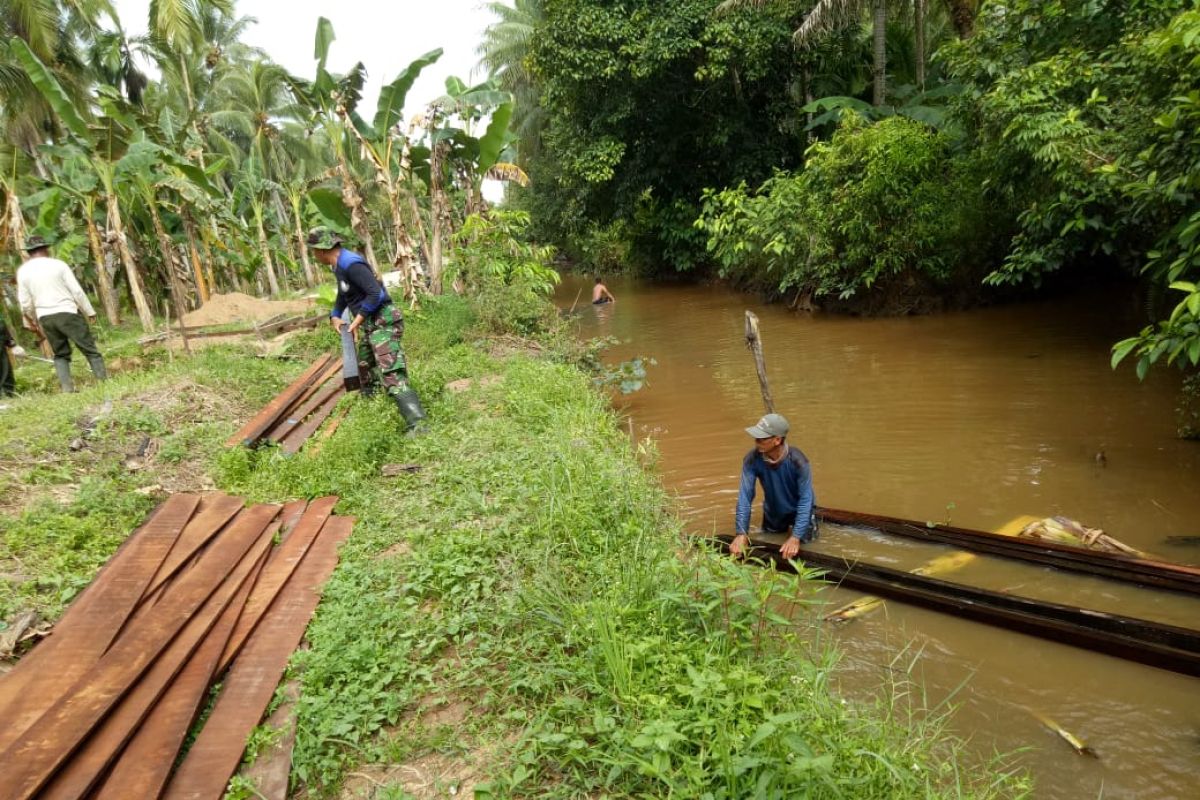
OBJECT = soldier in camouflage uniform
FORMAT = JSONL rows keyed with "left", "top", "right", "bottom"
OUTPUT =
{"left": 307, "top": 227, "right": 428, "bottom": 433}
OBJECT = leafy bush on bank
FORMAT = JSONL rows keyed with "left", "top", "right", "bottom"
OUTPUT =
{"left": 696, "top": 116, "right": 994, "bottom": 311}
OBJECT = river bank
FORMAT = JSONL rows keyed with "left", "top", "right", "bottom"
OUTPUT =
{"left": 0, "top": 296, "right": 1027, "bottom": 798}
{"left": 557, "top": 273, "right": 1200, "bottom": 800}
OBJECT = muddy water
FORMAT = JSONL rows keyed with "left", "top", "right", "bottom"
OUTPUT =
{"left": 557, "top": 275, "right": 1200, "bottom": 799}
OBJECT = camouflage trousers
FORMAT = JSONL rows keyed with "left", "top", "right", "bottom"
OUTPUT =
{"left": 356, "top": 304, "right": 412, "bottom": 398}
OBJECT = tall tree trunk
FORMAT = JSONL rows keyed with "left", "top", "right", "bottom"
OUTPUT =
{"left": 872, "top": 0, "right": 888, "bottom": 106}
{"left": 943, "top": 0, "right": 975, "bottom": 38}
{"left": 289, "top": 193, "right": 317, "bottom": 287}
{"left": 85, "top": 214, "right": 120, "bottom": 324}
{"left": 429, "top": 141, "right": 451, "bottom": 296}
{"left": 204, "top": 221, "right": 220, "bottom": 294}
{"left": 181, "top": 209, "right": 210, "bottom": 304}
{"left": 335, "top": 153, "right": 381, "bottom": 274}
{"left": 401, "top": 121, "right": 434, "bottom": 267}
{"left": 106, "top": 190, "right": 154, "bottom": 331}
{"left": 5, "top": 190, "right": 24, "bottom": 250}
{"left": 147, "top": 196, "right": 192, "bottom": 329}
{"left": 255, "top": 206, "right": 281, "bottom": 296}
{"left": 915, "top": 0, "right": 926, "bottom": 90}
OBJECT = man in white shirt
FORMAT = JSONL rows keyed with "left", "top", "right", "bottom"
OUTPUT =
{"left": 17, "top": 235, "right": 107, "bottom": 392}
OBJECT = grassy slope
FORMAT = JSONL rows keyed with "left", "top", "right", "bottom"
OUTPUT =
{"left": 0, "top": 298, "right": 1028, "bottom": 799}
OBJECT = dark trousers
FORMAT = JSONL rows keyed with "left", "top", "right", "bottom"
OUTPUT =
{"left": 0, "top": 348, "right": 14, "bottom": 397}
{"left": 40, "top": 313, "right": 101, "bottom": 361}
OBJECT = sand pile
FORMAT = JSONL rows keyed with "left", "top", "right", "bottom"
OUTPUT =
{"left": 182, "top": 292, "right": 314, "bottom": 327}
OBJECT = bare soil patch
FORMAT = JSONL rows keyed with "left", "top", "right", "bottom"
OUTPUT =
{"left": 182, "top": 292, "right": 314, "bottom": 327}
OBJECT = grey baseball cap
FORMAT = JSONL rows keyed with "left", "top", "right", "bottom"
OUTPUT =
{"left": 746, "top": 413, "right": 789, "bottom": 438}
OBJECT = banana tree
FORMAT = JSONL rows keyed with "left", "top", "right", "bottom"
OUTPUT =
{"left": 34, "top": 144, "right": 123, "bottom": 323}
{"left": 340, "top": 47, "right": 444, "bottom": 298}
{"left": 287, "top": 18, "right": 382, "bottom": 271}
{"left": 421, "top": 76, "right": 515, "bottom": 292}
{"left": 14, "top": 39, "right": 158, "bottom": 330}
{"left": 231, "top": 154, "right": 284, "bottom": 295}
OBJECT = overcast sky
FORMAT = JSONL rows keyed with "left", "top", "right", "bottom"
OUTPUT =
{"left": 112, "top": 0, "right": 496, "bottom": 118}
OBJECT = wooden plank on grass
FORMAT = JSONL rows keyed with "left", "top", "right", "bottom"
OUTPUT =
{"left": 263, "top": 364, "right": 343, "bottom": 444}
{"left": 146, "top": 493, "right": 245, "bottom": 597}
{"left": 218, "top": 497, "right": 338, "bottom": 671}
{"left": 225, "top": 355, "right": 336, "bottom": 448}
{"left": 0, "top": 494, "right": 202, "bottom": 753}
{"left": 37, "top": 531, "right": 274, "bottom": 800}
{"left": 91, "top": 545, "right": 274, "bottom": 800}
{"left": 162, "top": 516, "right": 354, "bottom": 800}
{"left": 279, "top": 387, "right": 346, "bottom": 455}
{"left": 237, "top": 678, "right": 301, "bottom": 800}
{"left": 0, "top": 504, "right": 281, "bottom": 800}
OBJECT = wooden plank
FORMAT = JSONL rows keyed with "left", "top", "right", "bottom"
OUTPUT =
{"left": 279, "top": 387, "right": 346, "bottom": 455}
{"left": 218, "top": 497, "right": 339, "bottom": 671}
{"left": 146, "top": 493, "right": 246, "bottom": 597}
{"left": 307, "top": 404, "right": 351, "bottom": 456}
{"left": 236, "top": 678, "right": 301, "bottom": 800}
{"left": 91, "top": 546, "right": 274, "bottom": 800}
{"left": 163, "top": 516, "right": 354, "bottom": 800}
{"left": 0, "top": 494, "right": 202, "bottom": 753}
{"left": 225, "top": 355, "right": 336, "bottom": 448}
{"left": 0, "top": 504, "right": 281, "bottom": 800}
{"left": 263, "top": 364, "right": 343, "bottom": 444}
{"left": 37, "top": 532, "right": 274, "bottom": 800}
{"left": 275, "top": 498, "right": 311, "bottom": 545}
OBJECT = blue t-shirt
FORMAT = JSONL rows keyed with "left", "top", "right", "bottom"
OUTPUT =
{"left": 330, "top": 249, "right": 390, "bottom": 320}
{"left": 735, "top": 446, "right": 816, "bottom": 540}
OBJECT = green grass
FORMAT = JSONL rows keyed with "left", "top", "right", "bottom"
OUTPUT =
{"left": 1, "top": 295, "right": 1028, "bottom": 799}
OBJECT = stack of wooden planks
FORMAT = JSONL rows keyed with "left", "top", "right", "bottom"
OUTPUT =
{"left": 0, "top": 493, "right": 353, "bottom": 800}
{"left": 226, "top": 353, "right": 350, "bottom": 454}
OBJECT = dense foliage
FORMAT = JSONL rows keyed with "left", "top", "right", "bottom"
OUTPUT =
{"left": 517, "top": 0, "right": 808, "bottom": 272}
{"left": 489, "top": 0, "right": 1200, "bottom": 386}
{"left": 943, "top": 0, "right": 1200, "bottom": 378}
{"left": 697, "top": 115, "right": 994, "bottom": 310}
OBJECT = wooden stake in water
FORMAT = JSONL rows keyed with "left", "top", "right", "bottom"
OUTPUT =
{"left": 744, "top": 311, "right": 775, "bottom": 414}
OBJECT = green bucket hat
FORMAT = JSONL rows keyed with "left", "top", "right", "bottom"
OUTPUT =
{"left": 22, "top": 234, "right": 53, "bottom": 251}
{"left": 305, "top": 227, "right": 343, "bottom": 250}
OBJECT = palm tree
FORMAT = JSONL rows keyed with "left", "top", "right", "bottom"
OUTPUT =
{"left": 477, "top": 0, "right": 544, "bottom": 166}
{"left": 720, "top": 0, "right": 976, "bottom": 107}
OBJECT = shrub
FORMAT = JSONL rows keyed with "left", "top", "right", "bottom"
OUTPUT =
{"left": 696, "top": 115, "right": 993, "bottom": 309}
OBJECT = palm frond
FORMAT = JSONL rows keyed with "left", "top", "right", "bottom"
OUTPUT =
{"left": 485, "top": 162, "right": 529, "bottom": 186}
{"left": 796, "top": 0, "right": 866, "bottom": 49}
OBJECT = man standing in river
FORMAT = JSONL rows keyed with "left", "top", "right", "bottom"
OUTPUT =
{"left": 592, "top": 276, "right": 615, "bottom": 305}
{"left": 730, "top": 412, "right": 817, "bottom": 560}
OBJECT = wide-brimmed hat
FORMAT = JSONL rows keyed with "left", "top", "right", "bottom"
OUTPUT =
{"left": 305, "top": 227, "right": 343, "bottom": 249}
{"left": 745, "top": 413, "right": 789, "bottom": 438}
{"left": 22, "top": 235, "right": 53, "bottom": 251}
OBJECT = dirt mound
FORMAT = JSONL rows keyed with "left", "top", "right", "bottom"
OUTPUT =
{"left": 183, "top": 292, "right": 313, "bottom": 327}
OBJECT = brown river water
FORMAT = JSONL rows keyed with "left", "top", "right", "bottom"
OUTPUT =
{"left": 555, "top": 274, "right": 1200, "bottom": 799}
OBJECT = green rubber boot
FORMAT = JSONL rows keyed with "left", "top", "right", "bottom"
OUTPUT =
{"left": 54, "top": 358, "right": 75, "bottom": 393}
{"left": 393, "top": 389, "right": 428, "bottom": 436}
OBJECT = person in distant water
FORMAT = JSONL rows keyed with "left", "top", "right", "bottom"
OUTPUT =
{"left": 592, "top": 276, "right": 615, "bottom": 305}
{"left": 730, "top": 412, "right": 817, "bottom": 560}
{"left": 306, "top": 227, "right": 429, "bottom": 434}
{"left": 1, "top": 313, "right": 16, "bottom": 397}
{"left": 16, "top": 235, "right": 107, "bottom": 393}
